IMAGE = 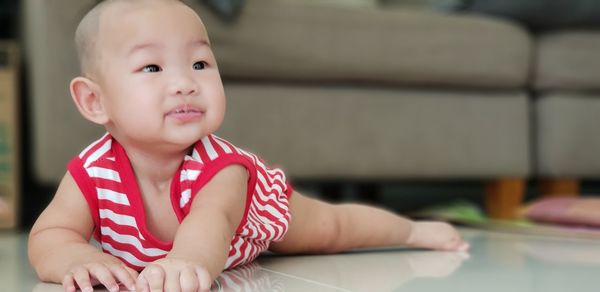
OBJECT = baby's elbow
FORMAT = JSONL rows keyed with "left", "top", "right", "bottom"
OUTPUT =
{"left": 33, "top": 268, "right": 55, "bottom": 283}
{"left": 28, "top": 243, "right": 44, "bottom": 280}
{"left": 28, "top": 234, "right": 55, "bottom": 282}
{"left": 28, "top": 254, "right": 50, "bottom": 282}
{"left": 29, "top": 253, "right": 61, "bottom": 283}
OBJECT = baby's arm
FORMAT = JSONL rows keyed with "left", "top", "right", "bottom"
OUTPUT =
{"left": 135, "top": 165, "right": 248, "bottom": 292}
{"left": 270, "top": 191, "right": 468, "bottom": 254}
{"left": 28, "top": 173, "right": 137, "bottom": 292}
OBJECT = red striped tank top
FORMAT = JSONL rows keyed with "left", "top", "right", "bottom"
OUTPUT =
{"left": 68, "top": 133, "right": 292, "bottom": 271}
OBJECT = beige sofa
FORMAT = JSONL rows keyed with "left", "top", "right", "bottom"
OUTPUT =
{"left": 534, "top": 31, "right": 600, "bottom": 193}
{"left": 24, "top": 0, "right": 598, "bottom": 219}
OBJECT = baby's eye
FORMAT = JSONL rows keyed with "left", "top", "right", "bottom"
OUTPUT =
{"left": 142, "top": 64, "right": 161, "bottom": 73}
{"left": 193, "top": 61, "right": 207, "bottom": 70}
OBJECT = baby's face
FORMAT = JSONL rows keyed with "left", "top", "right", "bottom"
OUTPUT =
{"left": 93, "top": 1, "right": 225, "bottom": 150}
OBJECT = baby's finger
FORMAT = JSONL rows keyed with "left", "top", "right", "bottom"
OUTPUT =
{"left": 179, "top": 267, "right": 199, "bottom": 292}
{"left": 196, "top": 267, "right": 212, "bottom": 292}
{"left": 61, "top": 273, "right": 77, "bottom": 292}
{"left": 109, "top": 264, "right": 137, "bottom": 291}
{"left": 135, "top": 273, "right": 150, "bottom": 292}
{"left": 164, "top": 269, "right": 182, "bottom": 292}
{"left": 71, "top": 267, "right": 94, "bottom": 292}
{"left": 124, "top": 264, "right": 140, "bottom": 279}
{"left": 89, "top": 264, "right": 120, "bottom": 292}
{"left": 164, "top": 271, "right": 181, "bottom": 291}
{"left": 442, "top": 241, "right": 459, "bottom": 251}
{"left": 144, "top": 265, "right": 166, "bottom": 292}
{"left": 457, "top": 241, "right": 470, "bottom": 252}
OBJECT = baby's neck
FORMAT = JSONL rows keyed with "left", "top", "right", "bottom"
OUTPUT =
{"left": 124, "top": 145, "right": 189, "bottom": 190}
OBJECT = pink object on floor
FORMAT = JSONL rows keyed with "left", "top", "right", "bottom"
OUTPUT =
{"left": 523, "top": 197, "right": 600, "bottom": 227}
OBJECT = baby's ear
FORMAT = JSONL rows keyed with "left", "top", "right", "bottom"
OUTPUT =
{"left": 70, "top": 76, "right": 109, "bottom": 125}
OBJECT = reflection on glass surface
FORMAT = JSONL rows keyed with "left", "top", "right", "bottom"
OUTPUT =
{"left": 32, "top": 282, "right": 63, "bottom": 292}
{"left": 518, "top": 238, "right": 600, "bottom": 265}
{"left": 20, "top": 229, "right": 600, "bottom": 292}
{"left": 257, "top": 248, "right": 467, "bottom": 291}
{"left": 0, "top": 233, "right": 38, "bottom": 292}
{"left": 401, "top": 229, "right": 600, "bottom": 292}
{"left": 212, "top": 262, "right": 284, "bottom": 292}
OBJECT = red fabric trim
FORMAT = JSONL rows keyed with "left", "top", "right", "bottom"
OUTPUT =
{"left": 78, "top": 133, "right": 111, "bottom": 162}
{"left": 170, "top": 166, "right": 183, "bottom": 222}
{"left": 112, "top": 141, "right": 173, "bottom": 251}
{"left": 207, "top": 135, "right": 225, "bottom": 156}
{"left": 67, "top": 157, "right": 101, "bottom": 241}
{"left": 196, "top": 140, "right": 211, "bottom": 164}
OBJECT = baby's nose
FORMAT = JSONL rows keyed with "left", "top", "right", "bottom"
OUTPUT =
{"left": 176, "top": 87, "right": 196, "bottom": 95}
{"left": 170, "top": 75, "right": 198, "bottom": 96}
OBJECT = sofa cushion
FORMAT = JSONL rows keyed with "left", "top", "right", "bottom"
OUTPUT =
{"left": 217, "top": 84, "right": 530, "bottom": 179}
{"left": 534, "top": 31, "right": 600, "bottom": 91}
{"left": 23, "top": 0, "right": 532, "bottom": 183}
{"left": 202, "top": 0, "right": 377, "bottom": 21}
{"left": 190, "top": 0, "right": 532, "bottom": 89}
{"left": 535, "top": 93, "right": 600, "bottom": 177}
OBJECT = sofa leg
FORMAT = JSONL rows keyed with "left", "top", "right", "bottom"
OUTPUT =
{"left": 484, "top": 177, "right": 526, "bottom": 219}
{"left": 538, "top": 178, "right": 579, "bottom": 197}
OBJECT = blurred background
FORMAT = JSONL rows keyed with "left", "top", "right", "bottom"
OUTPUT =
{"left": 3, "top": 0, "right": 600, "bottom": 232}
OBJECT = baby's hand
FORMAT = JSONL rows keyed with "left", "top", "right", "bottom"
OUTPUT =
{"left": 62, "top": 257, "right": 137, "bottom": 292}
{"left": 136, "top": 258, "right": 212, "bottom": 292}
{"left": 406, "top": 221, "right": 469, "bottom": 252}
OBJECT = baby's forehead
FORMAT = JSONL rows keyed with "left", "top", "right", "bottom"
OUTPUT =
{"left": 100, "top": 2, "right": 206, "bottom": 38}
{"left": 77, "top": 0, "right": 208, "bottom": 72}
{"left": 98, "top": 0, "right": 151, "bottom": 24}
{"left": 98, "top": 0, "right": 206, "bottom": 33}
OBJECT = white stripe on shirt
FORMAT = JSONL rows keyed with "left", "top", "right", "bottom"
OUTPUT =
{"left": 101, "top": 242, "right": 150, "bottom": 267}
{"left": 201, "top": 136, "right": 219, "bottom": 160}
{"left": 100, "top": 226, "right": 167, "bottom": 257}
{"left": 79, "top": 133, "right": 109, "bottom": 158}
{"left": 84, "top": 138, "right": 112, "bottom": 168}
{"left": 97, "top": 188, "right": 130, "bottom": 206}
{"left": 87, "top": 167, "right": 121, "bottom": 182}
{"left": 99, "top": 209, "right": 138, "bottom": 228}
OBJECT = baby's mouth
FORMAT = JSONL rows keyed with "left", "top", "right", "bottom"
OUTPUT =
{"left": 168, "top": 104, "right": 202, "bottom": 114}
{"left": 174, "top": 108, "right": 197, "bottom": 114}
{"left": 167, "top": 104, "right": 204, "bottom": 121}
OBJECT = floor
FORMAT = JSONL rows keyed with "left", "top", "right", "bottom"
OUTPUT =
{"left": 2, "top": 228, "right": 600, "bottom": 292}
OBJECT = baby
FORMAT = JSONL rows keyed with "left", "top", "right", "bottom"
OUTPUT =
{"left": 27, "top": 0, "right": 469, "bottom": 291}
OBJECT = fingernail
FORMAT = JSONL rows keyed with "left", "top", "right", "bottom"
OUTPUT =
{"left": 459, "top": 251, "right": 471, "bottom": 259}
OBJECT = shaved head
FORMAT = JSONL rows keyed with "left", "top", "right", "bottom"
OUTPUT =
{"left": 74, "top": 0, "right": 110, "bottom": 76}
{"left": 74, "top": 0, "right": 186, "bottom": 76}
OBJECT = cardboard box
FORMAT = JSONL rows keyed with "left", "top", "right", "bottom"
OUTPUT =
{"left": 0, "top": 41, "right": 20, "bottom": 229}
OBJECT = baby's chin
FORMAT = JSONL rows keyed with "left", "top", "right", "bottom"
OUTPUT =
{"left": 165, "top": 135, "right": 205, "bottom": 149}
{"left": 168, "top": 131, "right": 208, "bottom": 146}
